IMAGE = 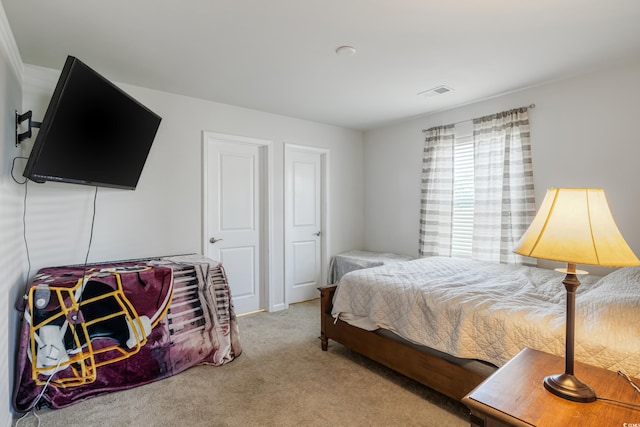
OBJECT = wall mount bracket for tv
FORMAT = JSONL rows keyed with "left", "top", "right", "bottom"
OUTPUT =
{"left": 15, "top": 110, "right": 41, "bottom": 146}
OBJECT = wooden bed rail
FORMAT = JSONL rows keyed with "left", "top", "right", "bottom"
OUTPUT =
{"left": 318, "top": 285, "right": 488, "bottom": 402}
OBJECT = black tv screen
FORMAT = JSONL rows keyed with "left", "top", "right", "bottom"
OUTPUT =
{"left": 23, "top": 56, "right": 162, "bottom": 190}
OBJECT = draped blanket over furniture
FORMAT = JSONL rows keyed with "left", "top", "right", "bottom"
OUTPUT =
{"left": 320, "top": 256, "right": 640, "bottom": 400}
{"left": 14, "top": 254, "right": 241, "bottom": 412}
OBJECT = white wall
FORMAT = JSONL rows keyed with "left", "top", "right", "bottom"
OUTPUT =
{"left": 20, "top": 64, "right": 364, "bottom": 307}
{"left": 364, "top": 58, "right": 640, "bottom": 274}
{"left": 0, "top": 4, "right": 25, "bottom": 425}
{"left": 2, "top": 59, "right": 363, "bottom": 420}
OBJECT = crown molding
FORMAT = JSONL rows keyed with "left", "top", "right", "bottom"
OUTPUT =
{"left": 0, "top": 3, "right": 23, "bottom": 83}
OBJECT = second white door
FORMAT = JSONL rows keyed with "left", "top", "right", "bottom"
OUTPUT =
{"left": 284, "top": 145, "right": 326, "bottom": 304}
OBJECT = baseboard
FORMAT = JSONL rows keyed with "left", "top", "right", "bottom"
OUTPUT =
{"left": 270, "top": 302, "right": 287, "bottom": 312}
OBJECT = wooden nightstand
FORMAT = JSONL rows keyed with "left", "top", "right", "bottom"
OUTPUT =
{"left": 462, "top": 348, "right": 640, "bottom": 426}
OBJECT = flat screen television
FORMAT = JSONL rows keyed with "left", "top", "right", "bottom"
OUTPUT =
{"left": 23, "top": 56, "right": 162, "bottom": 190}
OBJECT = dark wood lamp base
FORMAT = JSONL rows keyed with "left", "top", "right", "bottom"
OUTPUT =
{"left": 544, "top": 372, "right": 596, "bottom": 403}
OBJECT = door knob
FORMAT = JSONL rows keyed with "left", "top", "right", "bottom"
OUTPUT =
{"left": 313, "top": 231, "right": 321, "bottom": 236}
{"left": 209, "top": 237, "right": 223, "bottom": 244}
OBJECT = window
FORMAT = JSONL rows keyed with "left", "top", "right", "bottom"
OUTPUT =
{"left": 451, "top": 131, "right": 474, "bottom": 258}
{"left": 419, "top": 107, "right": 535, "bottom": 265}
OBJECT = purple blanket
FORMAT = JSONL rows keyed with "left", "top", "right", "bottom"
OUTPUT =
{"left": 13, "top": 255, "right": 241, "bottom": 411}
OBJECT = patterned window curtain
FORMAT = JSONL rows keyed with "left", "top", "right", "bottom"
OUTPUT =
{"left": 472, "top": 107, "right": 536, "bottom": 264}
{"left": 418, "top": 124, "right": 455, "bottom": 257}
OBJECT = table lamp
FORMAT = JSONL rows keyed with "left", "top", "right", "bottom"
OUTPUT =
{"left": 513, "top": 188, "right": 640, "bottom": 403}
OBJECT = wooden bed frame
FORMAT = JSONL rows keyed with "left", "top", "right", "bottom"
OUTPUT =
{"left": 319, "top": 284, "right": 489, "bottom": 402}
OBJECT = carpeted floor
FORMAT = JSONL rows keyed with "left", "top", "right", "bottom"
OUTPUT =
{"left": 15, "top": 299, "right": 469, "bottom": 427}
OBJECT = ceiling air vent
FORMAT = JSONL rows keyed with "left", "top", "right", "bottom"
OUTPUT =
{"left": 418, "top": 85, "right": 454, "bottom": 98}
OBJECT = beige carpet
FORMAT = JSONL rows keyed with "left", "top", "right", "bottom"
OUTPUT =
{"left": 16, "top": 299, "right": 469, "bottom": 427}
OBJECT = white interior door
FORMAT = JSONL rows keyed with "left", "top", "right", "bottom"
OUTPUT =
{"left": 204, "top": 135, "right": 265, "bottom": 315}
{"left": 285, "top": 145, "right": 326, "bottom": 303}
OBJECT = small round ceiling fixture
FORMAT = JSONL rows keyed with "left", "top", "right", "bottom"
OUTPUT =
{"left": 335, "top": 45, "right": 356, "bottom": 56}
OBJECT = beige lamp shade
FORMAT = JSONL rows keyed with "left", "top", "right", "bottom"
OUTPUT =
{"left": 513, "top": 188, "right": 640, "bottom": 267}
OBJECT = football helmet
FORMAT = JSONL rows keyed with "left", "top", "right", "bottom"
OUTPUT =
{"left": 26, "top": 265, "right": 172, "bottom": 387}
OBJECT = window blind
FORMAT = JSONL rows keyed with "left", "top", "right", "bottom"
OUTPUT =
{"left": 451, "top": 134, "right": 474, "bottom": 258}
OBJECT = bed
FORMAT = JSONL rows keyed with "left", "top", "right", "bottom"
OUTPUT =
{"left": 13, "top": 254, "right": 241, "bottom": 412}
{"left": 320, "top": 256, "right": 640, "bottom": 401}
{"left": 328, "top": 250, "right": 414, "bottom": 284}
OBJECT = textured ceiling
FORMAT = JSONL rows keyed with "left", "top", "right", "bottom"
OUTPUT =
{"left": 3, "top": 0, "right": 640, "bottom": 130}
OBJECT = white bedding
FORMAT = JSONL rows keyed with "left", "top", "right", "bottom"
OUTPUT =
{"left": 331, "top": 256, "right": 640, "bottom": 377}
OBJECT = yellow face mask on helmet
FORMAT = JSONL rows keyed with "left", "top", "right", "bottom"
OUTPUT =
{"left": 27, "top": 266, "right": 171, "bottom": 387}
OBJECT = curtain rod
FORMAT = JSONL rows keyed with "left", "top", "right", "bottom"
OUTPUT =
{"left": 421, "top": 104, "right": 535, "bottom": 133}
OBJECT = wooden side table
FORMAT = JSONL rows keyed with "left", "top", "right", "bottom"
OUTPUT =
{"left": 463, "top": 348, "right": 640, "bottom": 426}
